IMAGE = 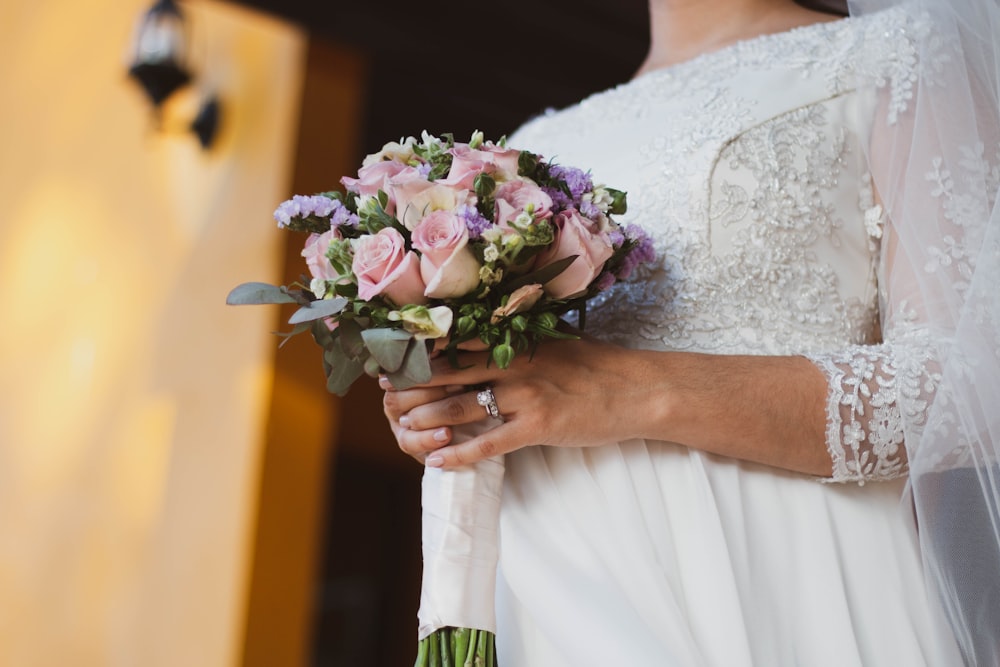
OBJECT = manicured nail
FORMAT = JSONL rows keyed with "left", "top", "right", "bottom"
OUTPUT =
{"left": 398, "top": 415, "right": 411, "bottom": 427}
{"left": 379, "top": 376, "right": 392, "bottom": 389}
{"left": 425, "top": 454, "right": 444, "bottom": 468}
{"left": 433, "top": 428, "right": 448, "bottom": 442}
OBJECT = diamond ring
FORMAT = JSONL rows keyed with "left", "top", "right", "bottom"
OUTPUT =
{"left": 476, "top": 386, "right": 502, "bottom": 420}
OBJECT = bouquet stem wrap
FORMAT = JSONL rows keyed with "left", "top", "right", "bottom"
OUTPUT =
{"left": 417, "top": 418, "right": 505, "bottom": 640}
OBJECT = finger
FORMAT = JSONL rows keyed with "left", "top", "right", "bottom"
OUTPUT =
{"left": 382, "top": 383, "right": 462, "bottom": 421}
{"left": 395, "top": 422, "right": 453, "bottom": 458}
{"left": 424, "top": 420, "right": 530, "bottom": 468}
{"left": 403, "top": 386, "right": 511, "bottom": 431}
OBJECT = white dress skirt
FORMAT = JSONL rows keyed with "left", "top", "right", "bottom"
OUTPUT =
{"left": 494, "top": 11, "right": 964, "bottom": 666}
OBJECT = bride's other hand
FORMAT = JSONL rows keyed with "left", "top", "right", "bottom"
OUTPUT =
{"left": 382, "top": 337, "right": 654, "bottom": 467}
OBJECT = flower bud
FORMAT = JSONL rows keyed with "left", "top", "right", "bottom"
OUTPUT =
{"left": 536, "top": 312, "right": 558, "bottom": 330}
{"left": 511, "top": 315, "right": 528, "bottom": 332}
{"left": 492, "top": 343, "right": 515, "bottom": 369}
{"left": 456, "top": 315, "right": 476, "bottom": 337}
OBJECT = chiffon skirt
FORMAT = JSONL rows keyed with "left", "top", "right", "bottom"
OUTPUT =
{"left": 494, "top": 440, "right": 962, "bottom": 666}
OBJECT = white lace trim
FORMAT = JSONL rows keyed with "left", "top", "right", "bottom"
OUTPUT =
{"left": 808, "top": 332, "right": 946, "bottom": 484}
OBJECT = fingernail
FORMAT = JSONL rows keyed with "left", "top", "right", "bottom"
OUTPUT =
{"left": 433, "top": 428, "right": 448, "bottom": 442}
{"left": 425, "top": 454, "right": 444, "bottom": 468}
{"left": 398, "top": 415, "right": 411, "bottom": 428}
{"left": 379, "top": 376, "right": 392, "bottom": 389}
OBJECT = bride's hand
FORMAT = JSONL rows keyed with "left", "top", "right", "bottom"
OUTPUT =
{"left": 381, "top": 337, "right": 656, "bottom": 467}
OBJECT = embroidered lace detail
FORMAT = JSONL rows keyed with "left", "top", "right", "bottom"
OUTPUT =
{"left": 808, "top": 333, "right": 941, "bottom": 484}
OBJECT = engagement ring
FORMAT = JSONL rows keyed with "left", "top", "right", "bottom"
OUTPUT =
{"left": 476, "top": 386, "right": 502, "bottom": 420}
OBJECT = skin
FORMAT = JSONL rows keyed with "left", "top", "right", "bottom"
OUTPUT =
{"left": 382, "top": 0, "right": 843, "bottom": 474}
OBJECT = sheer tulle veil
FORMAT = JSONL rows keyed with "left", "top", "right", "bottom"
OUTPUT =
{"left": 845, "top": 0, "right": 1000, "bottom": 663}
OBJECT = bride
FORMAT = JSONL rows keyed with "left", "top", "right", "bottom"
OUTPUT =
{"left": 382, "top": 0, "right": 1000, "bottom": 664}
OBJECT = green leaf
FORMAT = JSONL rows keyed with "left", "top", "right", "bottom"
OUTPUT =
{"left": 275, "top": 321, "right": 313, "bottom": 348}
{"left": 288, "top": 297, "right": 348, "bottom": 324}
{"left": 323, "top": 341, "right": 365, "bottom": 396}
{"left": 505, "top": 255, "right": 578, "bottom": 291}
{"left": 337, "top": 318, "right": 366, "bottom": 358}
{"left": 386, "top": 339, "right": 432, "bottom": 389}
{"left": 361, "top": 328, "right": 413, "bottom": 373}
{"left": 226, "top": 282, "right": 299, "bottom": 305}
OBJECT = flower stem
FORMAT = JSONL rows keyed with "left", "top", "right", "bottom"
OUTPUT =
{"left": 417, "top": 628, "right": 497, "bottom": 667}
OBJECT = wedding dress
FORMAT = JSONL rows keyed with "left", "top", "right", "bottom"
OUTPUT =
{"left": 494, "top": 9, "right": 977, "bottom": 666}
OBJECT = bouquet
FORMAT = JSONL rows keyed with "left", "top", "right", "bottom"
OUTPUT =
{"left": 227, "top": 130, "right": 654, "bottom": 666}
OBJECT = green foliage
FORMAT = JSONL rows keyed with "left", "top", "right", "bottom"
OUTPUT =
{"left": 414, "top": 628, "right": 497, "bottom": 667}
{"left": 225, "top": 282, "right": 300, "bottom": 306}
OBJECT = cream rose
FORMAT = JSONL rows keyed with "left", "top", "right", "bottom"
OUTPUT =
{"left": 411, "top": 210, "right": 482, "bottom": 298}
{"left": 388, "top": 176, "right": 470, "bottom": 230}
{"left": 352, "top": 227, "right": 428, "bottom": 305}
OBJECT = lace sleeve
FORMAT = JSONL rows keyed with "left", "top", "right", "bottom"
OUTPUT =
{"left": 807, "top": 334, "right": 939, "bottom": 484}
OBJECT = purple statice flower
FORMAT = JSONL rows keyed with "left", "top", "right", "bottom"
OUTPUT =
{"left": 580, "top": 199, "right": 601, "bottom": 220}
{"left": 542, "top": 186, "right": 572, "bottom": 210}
{"left": 616, "top": 224, "right": 656, "bottom": 280}
{"left": 594, "top": 271, "right": 617, "bottom": 292}
{"left": 416, "top": 162, "right": 433, "bottom": 178}
{"left": 273, "top": 194, "right": 337, "bottom": 228}
{"left": 608, "top": 229, "right": 625, "bottom": 247}
{"left": 549, "top": 164, "right": 593, "bottom": 201}
{"left": 331, "top": 201, "right": 360, "bottom": 229}
{"left": 456, "top": 203, "right": 492, "bottom": 240}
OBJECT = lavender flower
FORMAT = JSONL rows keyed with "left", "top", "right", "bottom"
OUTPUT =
{"left": 608, "top": 229, "right": 625, "bottom": 247}
{"left": 594, "top": 271, "right": 617, "bottom": 292}
{"left": 616, "top": 224, "right": 656, "bottom": 280}
{"left": 550, "top": 165, "right": 593, "bottom": 201}
{"left": 542, "top": 186, "right": 572, "bottom": 210}
{"left": 331, "top": 202, "right": 360, "bottom": 229}
{"left": 580, "top": 200, "right": 601, "bottom": 220}
{"left": 273, "top": 194, "right": 338, "bottom": 228}
{"left": 456, "top": 203, "right": 492, "bottom": 240}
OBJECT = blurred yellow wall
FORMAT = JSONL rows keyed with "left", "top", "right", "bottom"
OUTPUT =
{"left": 0, "top": 1, "right": 306, "bottom": 665}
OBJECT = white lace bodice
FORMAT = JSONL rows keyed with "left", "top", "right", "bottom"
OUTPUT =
{"left": 510, "top": 10, "right": 929, "bottom": 483}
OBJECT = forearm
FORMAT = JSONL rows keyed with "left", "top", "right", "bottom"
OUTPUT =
{"left": 628, "top": 349, "right": 831, "bottom": 476}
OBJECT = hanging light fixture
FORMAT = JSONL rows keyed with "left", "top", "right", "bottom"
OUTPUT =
{"left": 127, "top": 0, "right": 192, "bottom": 109}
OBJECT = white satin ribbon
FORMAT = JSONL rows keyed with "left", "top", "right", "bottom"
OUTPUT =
{"left": 417, "top": 418, "right": 505, "bottom": 640}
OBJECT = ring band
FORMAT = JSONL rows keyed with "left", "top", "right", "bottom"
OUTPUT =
{"left": 476, "top": 386, "right": 502, "bottom": 420}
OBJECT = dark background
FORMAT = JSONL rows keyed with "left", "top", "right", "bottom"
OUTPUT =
{"left": 233, "top": 0, "right": 651, "bottom": 160}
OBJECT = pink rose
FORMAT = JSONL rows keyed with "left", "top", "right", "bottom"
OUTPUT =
{"left": 438, "top": 144, "right": 522, "bottom": 188}
{"left": 494, "top": 180, "right": 554, "bottom": 228}
{"left": 352, "top": 227, "right": 428, "bottom": 305}
{"left": 388, "top": 176, "right": 470, "bottom": 230}
{"left": 341, "top": 162, "right": 420, "bottom": 213}
{"left": 411, "top": 210, "right": 482, "bottom": 298}
{"left": 301, "top": 229, "right": 339, "bottom": 281}
{"left": 535, "top": 209, "right": 614, "bottom": 299}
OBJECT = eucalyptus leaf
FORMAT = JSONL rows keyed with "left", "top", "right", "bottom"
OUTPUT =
{"left": 288, "top": 296, "right": 348, "bottom": 324}
{"left": 311, "top": 318, "right": 337, "bottom": 349}
{"left": 337, "top": 318, "right": 366, "bottom": 358}
{"left": 361, "top": 328, "right": 413, "bottom": 373}
{"left": 323, "top": 341, "right": 365, "bottom": 396}
{"left": 275, "top": 321, "right": 313, "bottom": 348}
{"left": 506, "top": 255, "right": 578, "bottom": 291}
{"left": 226, "top": 282, "right": 299, "bottom": 305}
{"left": 386, "top": 339, "right": 432, "bottom": 390}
